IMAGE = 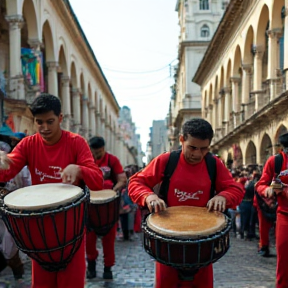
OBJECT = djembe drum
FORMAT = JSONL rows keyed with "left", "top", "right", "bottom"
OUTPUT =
{"left": 1, "top": 183, "right": 88, "bottom": 272}
{"left": 142, "top": 206, "right": 231, "bottom": 280}
{"left": 87, "top": 189, "right": 120, "bottom": 236}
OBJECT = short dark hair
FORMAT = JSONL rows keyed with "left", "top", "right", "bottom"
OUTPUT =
{"left": 182, "top": 118, "right": 214, "bottom": 142}
{"left": 89, "top": 136, "right": 105, "bottom": 149}
{"left": 30, "top": 93, "right": 61, "bottom": 116}
{"left": 279, "top": 132, "right": 288, "bottom": 148}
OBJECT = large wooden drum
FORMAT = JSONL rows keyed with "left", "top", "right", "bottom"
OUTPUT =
{"left": 1, "top": 183, "right": 88, "bottom": 272}
{"left": 142, "top": 206, "right": 231, "bottom": 279}
{"left": 87, "top": 189, "right": 120, "bottom": 236}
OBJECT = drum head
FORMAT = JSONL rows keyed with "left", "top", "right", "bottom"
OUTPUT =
{"left": 4, "top": 183, "right": 83, "bottom": 211}
{"left": 147, "top": 206, "right": 227, "bottom": 239}
{"left": 90, "top": 189, "right": 116, "bottom": 204}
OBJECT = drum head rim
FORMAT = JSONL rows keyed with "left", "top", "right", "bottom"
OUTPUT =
{"left": 3, "top": 183, "right": 84, "bottom": 211}
{"left": 89, "top": 189, "right": 117, "bottom": 204}
{"left": 146, "top": 206, "right": 227, "bottom": 239}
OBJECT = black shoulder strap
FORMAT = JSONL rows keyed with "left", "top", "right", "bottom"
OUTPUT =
{"left": 205, "top": 152, "right": 217, "bottom": 199}
{"left": 275, "top": 153, "right": 283, "bottom": 175}
{"left": 158, "top": 150, "right": 181, "bottom": 202}
{"left": 159, "top": 150, "right": 217, "bottom": 202}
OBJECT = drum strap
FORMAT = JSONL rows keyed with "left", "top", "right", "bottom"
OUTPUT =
{"left": 274, "top": 153, "right": 283, "bottom": 176}
{"left": 159, "top": 150, "right": 216, "bottom": 203}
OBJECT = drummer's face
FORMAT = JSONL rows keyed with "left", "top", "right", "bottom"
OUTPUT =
{"left": 90, "top": 147, "right": 105, "bottom": 160}
{"left": 180, "top": 135, "right": 210, "bottom": 165}
{"left": 34, "top": 111, "right": 62, "bottom": 144}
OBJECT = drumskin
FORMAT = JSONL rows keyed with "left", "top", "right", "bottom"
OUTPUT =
{"left": 128, "top": 151, "right": 244, "bottom": 287}
{"left": 255, "top": 151, "right": 288, "bottom": 288}
{"left": 0, "top": 130, "right": 103, "bottom": 288}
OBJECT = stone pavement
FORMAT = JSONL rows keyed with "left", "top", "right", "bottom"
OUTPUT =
{"left": 0, "top": 232, "right": 277, "bottom": 288}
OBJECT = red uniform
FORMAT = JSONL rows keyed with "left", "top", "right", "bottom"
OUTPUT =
{"left": 129, "top": 152, "right": 244, "bottom": 288}
{"left": 255, "top": 151, "right": 288, "bottom": 288}
{"left": 0, "top": 131, "right": 103, "bottom": 288}
{"left": 86, "top": 152, "right": 124, "bottom": 267}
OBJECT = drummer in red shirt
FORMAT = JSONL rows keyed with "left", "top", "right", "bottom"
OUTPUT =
{"left": 86, "top": 136, "right": 127, "bottom": 280}
{"left": 0, "top": 94, "right": 103, "bottom": 288}
{"left": 128, "top": 118, "right": 244, "bottom": 288}
{"left": 255, "top": 132, "right": 288, "bottom": 288}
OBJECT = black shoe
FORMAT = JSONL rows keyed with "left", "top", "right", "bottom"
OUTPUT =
{"left": 258, "top": 246, "right": 270, "bottom": 257}
{"left": 103, "top": 266, "right": 113, "bottom": 279}
{"left": 86, "top": 260, "right": 96, "bottom": 279}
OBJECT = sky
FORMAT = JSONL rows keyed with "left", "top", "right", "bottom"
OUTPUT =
{"left": 69, "top": 0, "right": 179, "bottom": 152}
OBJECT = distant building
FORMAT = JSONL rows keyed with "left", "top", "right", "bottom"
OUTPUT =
{"left": 168, "top": 0, "right": 229, "bottom": 149}
{"left": 118, "top": 106, "right": 144, "bottom": 167}
{"left": 147, "top": 120, "right": 168, "bottom": 161}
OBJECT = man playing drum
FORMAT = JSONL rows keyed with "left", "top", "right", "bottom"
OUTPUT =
{"left": 255, "top": 132, "right": 288, "bottom": 288}
{"left": 86, "top": 136, "right": 127, "bottom": 279}
{"left": 0, "top": 94, "right": 103, "bottom": 288}
{"left": 128, "top": 118, "right": 244, "bottom": 288}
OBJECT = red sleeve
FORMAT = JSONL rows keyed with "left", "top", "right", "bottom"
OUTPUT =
{"left": 75, "top": 137, "right": 103, "bottom": 191}
{"left": 0, "top": 138, "right": 28, "bottom": 182}
{"left": 255, "top": 155, "right": 275, "bottom": 197}
{"left": 215, "top": 157, "right": 245, "bottom": 208}
{"left": 128, "top": 153, "right": 170, "bottom": 207}
{"left": 108, "top": 154, "right": 124, "bottom": 174}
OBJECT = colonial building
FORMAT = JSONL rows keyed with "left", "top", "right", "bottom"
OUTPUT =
{"left": 169, "top": 0, "right": 229, "bottom": 149}
{"left": 0, "top": 0, "right": 139, "bottom": 163}
{"left": 193, "top": 0, "right": 287, "bottom": 169}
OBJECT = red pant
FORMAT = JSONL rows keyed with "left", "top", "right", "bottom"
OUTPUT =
{"left": 86, "top": 224, "right": 117, "bottom": 267}
{"left": 32, "top": 237, "right": 85, "bottom": 288}
{"left": 276, "top": 212, "right": 288, "bottom": 288}
{"left": 257, "top": 208, "right": 273, "bottom": 247}
{"left": 155, "top": 262, "right": 213, "bottom": 288}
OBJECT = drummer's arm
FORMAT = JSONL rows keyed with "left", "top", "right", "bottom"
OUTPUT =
{"left": 214, "top": 159, "right": 245, "bottom": 209}
{"left": 113, "top": 172, "right": 127, "bottom": 192}
{"left": 128, "top": 154, "right": 168, "bottom": 207}
{"left": 75, "top": 139, "right": 103, "bottom": 191}
{"left": 0, "top": 141, "right": 28, "bottom": 183}
{"left": 255, "top": 157, "right": 275, "bottom": 197}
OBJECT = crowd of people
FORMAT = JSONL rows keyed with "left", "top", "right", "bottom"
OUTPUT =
{"left": 0, "top": 93, "right": 287, "bottom": 288}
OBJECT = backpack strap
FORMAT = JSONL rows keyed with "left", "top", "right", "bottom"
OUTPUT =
{"left": 205, "top": 152, "right": 217, "bottom": 199}
{"left": 159, "top": 150, "right": 217, "bottom": 203}
{"left": 274, "top": 153, "right": 283, "bottom": 175}
{"left": 158, "top": 150, "right": 181, "bottom": 202}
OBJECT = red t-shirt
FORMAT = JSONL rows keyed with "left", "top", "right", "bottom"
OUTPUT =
{"left": 0, "top": 130, "right": 103, "bottom": 191}
{"left": 128, "top": 152, "right": 244, "bottom": 208}
{"left": 255, "top": 151, "right": 288, "bottom": 213}
{"left": 95, "top": 152, "right": 124, "bottom": 189}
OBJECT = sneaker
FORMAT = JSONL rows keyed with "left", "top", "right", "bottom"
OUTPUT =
{"left": 103, "top": 266, "right": 113, "bottom": 279}
{"left": 258, "top": 246, "right": 270, "bottom": 257}
{"left": 86, "top": 260, "right": 96, "bottom": 279}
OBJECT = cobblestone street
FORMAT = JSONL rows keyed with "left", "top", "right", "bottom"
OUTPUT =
{"left": 0, "top": 231, "right": 277, "bottom": 288}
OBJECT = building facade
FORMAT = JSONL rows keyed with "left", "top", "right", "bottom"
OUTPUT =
{"left": 169, "top": 0, "right": 229, "bottom": 149}
{"left": 0, "top": 0, "right": 139, "bottom": 164}
{"left": 193, "top": 0, "right": 287, "bottom": 169}
{"left": 118, "top": 106, "right": 144, "bottom": 167}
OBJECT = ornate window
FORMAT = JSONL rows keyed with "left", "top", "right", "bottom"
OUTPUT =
{"left": 199, "top": 0, "right": 209, "bottom": 10}
{"left": 201, "top": 24, "right": 210, "bottom": 38}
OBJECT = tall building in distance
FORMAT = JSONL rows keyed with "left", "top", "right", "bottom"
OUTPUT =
{"left": 168, "top": 0, "right": 229, "bottom": 149}
{"left": 146, "top": 120, "right": 169, "bottom": 163}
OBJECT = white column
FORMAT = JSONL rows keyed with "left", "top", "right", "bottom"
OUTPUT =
{"left": 5, "top": 15, "right": 24, "bottom": 100}
{"left": 72, "top": 88, "right": 81, "bottom": 134}
{"left": 82, "top": 97, "right": 89, "bottom": 138}
{"left": 253, "top": 47, "right": 264, "bottom": 110}
{"left": 284, "top": 4, "right": 288, "bottom": 88}
{"left": 61, "top": 76, "right": 71, "bottom": 130}
{"left": 242, "top": 64, "right": 252, "bottom": 104}
{"left": 89, "top": 106, "right": 96, "bottom": 136}
{"left": 46, "top": 62, "right": 58, "bottom": 96}
{"left": 95, "top": 110, "right": 102, "bottom": 136}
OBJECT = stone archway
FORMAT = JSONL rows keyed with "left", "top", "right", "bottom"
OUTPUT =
{"left": 260, "top": 133, "right": 272, "bottom": 165}
{"left": 245, "top": 141, "right": 257, "bottom": 165}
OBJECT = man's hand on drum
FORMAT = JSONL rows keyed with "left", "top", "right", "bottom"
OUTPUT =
{"left": 62, "top": 164, "right": 82, "bottom": 185}
{"left": 0, "top": 151, "right": 13, "bottom": 170}
{"left": 145, "top": 194, "right": 166, "bottom": 213}
{"left": 207, "top": 195, "right": 226, "bottom": 212}
{"left": 264, "top": 186, "right": 282, "bottom": 198}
